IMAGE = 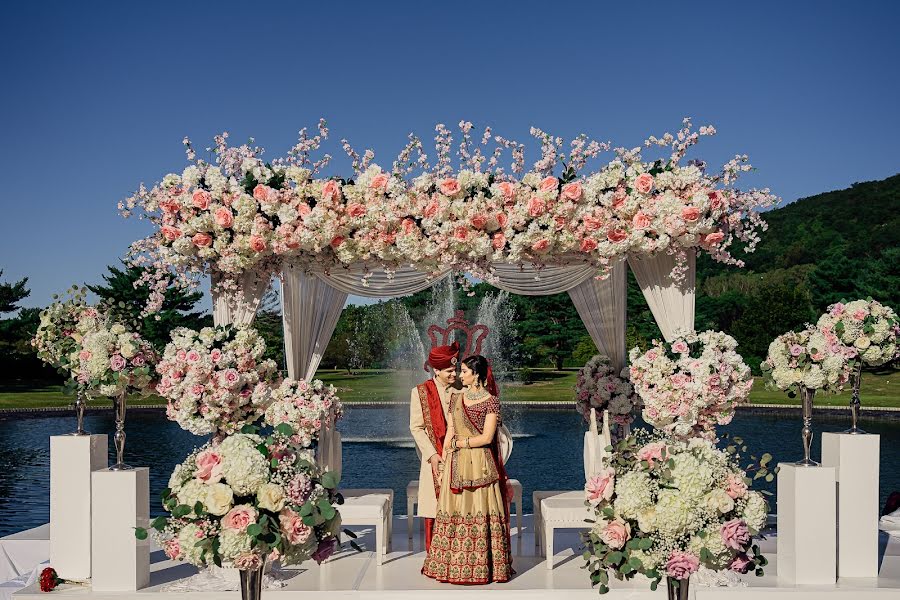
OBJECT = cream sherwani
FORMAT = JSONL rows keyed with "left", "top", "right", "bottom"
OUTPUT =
{"left": 409, "top": 378, "right": 453, "bottom": 518}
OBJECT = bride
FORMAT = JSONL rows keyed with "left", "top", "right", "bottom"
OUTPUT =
{"left": 422, "top": 355, "right": 514, "bottom": 584}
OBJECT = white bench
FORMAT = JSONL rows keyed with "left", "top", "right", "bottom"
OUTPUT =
{"left": 532, "top": 490, "right": 583, "bottom": 549}
{"left": 339, "top": 489, "right": 393, "bottom": 566}
{"left": 406, "top": 479, "right": 523, "bottom": 547}
{"left": 538, "top": 492, "right": 593, "bottom": 569}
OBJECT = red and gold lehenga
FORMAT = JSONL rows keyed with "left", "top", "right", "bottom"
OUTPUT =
{"left": 422, "top": 393, "right": 513, "bottom": 584}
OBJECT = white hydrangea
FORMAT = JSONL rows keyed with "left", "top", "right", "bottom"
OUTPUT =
{"left": 219, "top": 528, "right": 252, "bottom": 562}
{"left": 177, "top": 524, "right": 206, "bottom": 565}
{"left": 670, "top": 452, "right": 714, "bottom": 499}
{"left": 219, "top": 434, "right": 269, "bottom": 496}
{"left": 654, "top": 489, "right": 699, "bottom": 537}
{"left": 613, "top": 471, "right": 654, "bottom": 519}
{"left": 741, "top": 491, "right": 768, "bottom": 534}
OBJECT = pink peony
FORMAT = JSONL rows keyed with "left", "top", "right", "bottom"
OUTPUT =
{"left": 214, "top": 208, "right": 234, "bottom": 228}
{"left": 346, "top": 203, "right": 366, "bottom": 218}
{"left": 110, "top": 355, "right": 127, "bottom": 372}
{"left": 195, "top": 448, "right": 224, "bottom": 484}
{"left": 585, "top": 467, "right": 615, "bottom": 505}
{"left": 279, "top": 508, "right": 313, "bottom": 544}
{"left": 161, "top": 226, "right": 182, "bottom": 241}
{"left": 369, "top": 173, "right": 390, "bottom": 192}
{"left": 531, "top": 239, "right": 550, "bottom": 252}
{"left": 580, "top": 238, "right": 598, "bottom": 253}
{"left": 439, "top": 178, "right": 461, "bottom": 196}
{"left": 539, "top": 176, "right": 558, "bottom": 193}
{"left": 527, "top": 196, "right": 547, "bottom": 217}
{"left": 607, "top": 228, "right": 627, "bottom": 243}
{"left": 321, "top": 180, "right": 342, "bottom": 202}
{"left": 599, "top": 519, "right": 630, "bottom": 549}
{"left": 634, "top": 173, "right": 654, "bottom": 194}
{"left": 666, "top": 551, "right": 700, "bottom": 580}
{"left": 492, "top": 232, "right": 506, "bottom": 250}
{"left": 721, "top": 518, "right": 751, "bottom": 551}
{"left": 729, "top": 553, "right": 753, "bottom": 573}
{"left": 192, "top": 232, "right": 212, "bottom": 247}
{"left": 223, "top": 505, "right": 257, "bottom": 532}
{"left": 637, "top": 441, "right": 666, "bottom": 467}
{"left": 561, "top": 182, "right": 583, "bottom": 201}
{"left": 249, "top": 236, "right": 266, "bottom": 253}
{"left": 632, "top": 211, "right": 651, "bottom": 229}
{"left": 725, "top": 474, "right": 748, "bottom": 499}
{"left": 192, "top": 190, "right": 212, "bottom": 210}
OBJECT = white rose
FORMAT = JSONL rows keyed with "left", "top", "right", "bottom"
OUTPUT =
{"left": 256, "top": 483, "right": 286, "bottom": 512}
{"left": 854, "top": 336, "right": 872, "bottom": 350}
{"left": 704, "top": 489, "right": 735, "bottom": 514}
{"left": 204, "top": 482, "right": 234, "bottom": 516}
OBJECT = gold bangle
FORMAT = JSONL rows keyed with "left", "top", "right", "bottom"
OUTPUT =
{"left": 466, "top": 437, "right": 471, "bottom": 448}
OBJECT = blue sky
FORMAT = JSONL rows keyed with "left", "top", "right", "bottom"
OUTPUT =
{"left": 1, "top": 0, "right": 898, "bottom": 311}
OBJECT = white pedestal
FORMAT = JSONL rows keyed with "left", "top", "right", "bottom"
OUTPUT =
{"left": 822, "top": 432, "right": 880, "bottom": 578}
{"left": 49, "top": 434, "right": 107, "bottom": 581}
{"left": 90, "top": 468, "right": 150, "bottom": 592}
{"left": 777, "top": 462, "right": 837, "bottom": 584}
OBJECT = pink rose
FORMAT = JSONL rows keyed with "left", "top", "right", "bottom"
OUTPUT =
{"left": 192, "top": 232, "right": 212, "bottom": 247}
{"left": 721, "top": 518, "right": 751, "bottom": 551}
{"left": 637, "top": 441, "right": 666, "bottom": 467}
{"left": 682, "top": 206, "right": 701, "bottom": 222}
{"left": 496, "top": 212, "right": 509, "bottom": 228}
{"left": 252, "top": 184, "right": 270, "bottom": 202}
{"left": 666, "top": 551, "right": 700, "bottom": 580}
{"left": 439, "top": 178, "right": 461, "bottom": 196}
{"left": 186, "top": 350, "right": 200, "bottom": 363}
{"left": 470, "top": 213, "right": 488, "bottom": 229}
{"left": 222, "top": 368, "right": 241, "bottom": 388}
{"left": 322, "top": 180, "right": 342, "bottom": 202}
{"left": 192, "top": 190, "right": 212, "bottom": 210}
{"left": 195, "top": 448, "right": 224, "bottom": 484}
{"left": 632, "top": 211, "right": 651, "bottom": 229}
{"left": 297, "top": 203, "right": 311, "bottom": 217}
{"left": 214, "top": 208, "right": 234, "bottom": 228}
{"left": 607, "top": 228, "right": 627, "bottom": 243}
{"left": 725, "top": 474, "right": 748, "bottom": 500}
{"left": 176, "top": 349, "right": 187, "bottom": 362}
{"left": 402, "top": 218, "right": 417, "bottom": 234}
{"left": 531, "top": 239, "right": 550, "bottom": 252}
{"left": 561, "top": 182, "right": 583, "bottom": 201}
{"left": 249, "top": 235, "right": 266, "bottom": 253}
{"left": 634, "top": 173, "right": 654, "bottom": 194}
{"left": 583, "top": 215, "right": 603, "bottom": 232}
{"left": 672, "top": 340, "right": 689, "bottom": 354}
{"left": 131, "top": 354, "right": 146, "bottom": 367}
{"left": 233, "top": 553, "right": 263, "bottom": 570}
{"left": 223, "top": 505, "right": 257, "bottom": 532}
{"left": 497, "top": 181, "right": 516, "bottom": 201}
{"left": 599, "top": 519, "right": 630, "bottom": 549}
{"left": 830, "top": 303, "right": 845, "bottom": 317}
{"left": 210, "top": 349, "right": 223, "bottom": 363}
{"left": 79, "top": 349, "right": 92, "bottom": 361}
{"left": 708, "top": 190, "right": 723, "bottom": 210}
{"left": 347, "top": 203, "right": 366, "bottom": 218}
{"left": 279, "top": 508, "right": 313, "bottom": 544}
{"left": 492, "top": 232, "right": 506, "bottom": 250}
{"left": 585, "top": 467, "right": 615, "bottom": 506}
{"left": 730, "top": 553, "right": 753, "bottom": 573}
{"left": 454, "top": 226, "right": 469, "bottom": 241}
{"left": 423, "top": 199, "right": 439, "bottom": 218}
{"left": 527, "top": 196, "right": 546, "bottom": 217}
{"left": 379, "top": 232, "right": 396, "bottom": 245}
{"left": 369, "top": 173, "right": 389, "bottom": 192}
{"left": 789, "top": 344, "right": 804, "bottom": 357}
{"left": 163, "top": 538, "right": 182, "bottom": 560}
{"left": 704, "top": 232, "right": 725, "bottom": 246}
{"left": 109, "top": 355, "right": 126, "bottom": 372}
{"left": 539, "top": 176, "right": 558, "bottom": 193}
{"left": 330, "top": 236, "right": 345, "bottom": 248}
{"left": 161, "top": 226, "right": 182, "bottom": 241}
{"left": 580, "top": 238, "right": 598, "bottom": 253}
{"left": 852, "top": 309, "right": 867, "bottom": 321}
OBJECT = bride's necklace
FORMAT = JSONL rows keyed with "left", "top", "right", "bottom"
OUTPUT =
{"left": 464, "top": 387, "right": 488, "bottom": 402}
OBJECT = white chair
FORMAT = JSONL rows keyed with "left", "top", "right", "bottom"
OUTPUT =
{"left": 506, "top": 479, "right": 523, "bottom": 539}
{"left": 532, "top": 490, "right": 583, "bottom": 549}
{"left": 339, "top": 489, "right": 393, "bottom": 566}
{"left": 539, "top": 494, "right": 594, "bottom": 569}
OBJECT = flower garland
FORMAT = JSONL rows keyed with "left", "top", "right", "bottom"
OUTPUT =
{"left": 628, "top": 331, "right": 753, "bottom": 440}
{"left": 581, "top": 430, "right": 768, "bottom": 593}
{"left": 575, "top": 354, "right": 639, "bottom": 434}
{"left": 121, "top": 119, "right": 777, "bottom": 313}
{"left": 817, "top": 299, "right": 898, "bottom": 368}
{"left": 156, "top": 326, "right": 279, "bottom": 436}
{"left": 761, "top": 326, "right": 856, "bottom": 395}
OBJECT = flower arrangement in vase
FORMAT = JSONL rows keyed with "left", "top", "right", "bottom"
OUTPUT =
{"left": 575, "top": 354, "right": 639, "bottom": 440}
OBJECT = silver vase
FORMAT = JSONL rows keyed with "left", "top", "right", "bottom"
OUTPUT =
{"left": 109, "top": 392, "right": 132, "bottom": 471}
{"left": 844, "top": 362, "right": 867, "bottom": 434}
{"left": 67, "top": 391, "right": 89, "bottom": 436}
{"left": 239, "top": 562, "right": 265, "bottom": 600}
{"left": 666, "top": 576, "right": 690, "bottom": 600}
{"left": 796, "top": 387, "right": 819, "bottom": 466}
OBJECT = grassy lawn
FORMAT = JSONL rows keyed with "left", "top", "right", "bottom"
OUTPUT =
{"left": 2, "top": 370, "right": 897, "bottom": 409}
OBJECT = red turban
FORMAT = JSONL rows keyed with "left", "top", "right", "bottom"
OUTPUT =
{"left": 427, "top": 341, "right": 460, "bottom": 371}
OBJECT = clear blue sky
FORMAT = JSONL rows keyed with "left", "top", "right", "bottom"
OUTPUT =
{"left": 1, "top": 0, "right": 898, "bottom": 311}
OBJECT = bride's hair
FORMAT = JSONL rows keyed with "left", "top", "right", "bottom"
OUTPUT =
{"left": 462, "top": 355, "right": 489, "bottom": 388}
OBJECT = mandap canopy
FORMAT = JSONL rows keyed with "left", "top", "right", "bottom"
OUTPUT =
{"left": 121, "top": 119, "right": 776, "bottom": 472}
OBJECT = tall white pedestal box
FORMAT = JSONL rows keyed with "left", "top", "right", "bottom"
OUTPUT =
{"left": 90, "top": 467, "right": 150, "bottom": 591}
{"left": 777, "top": 463, "right": 837, "bottom": 584}
{"left": 822, "top": 432, "right": 880, "bottom": 578}
{"left": 49, "top": 434, "right": 107, "bottom": 581}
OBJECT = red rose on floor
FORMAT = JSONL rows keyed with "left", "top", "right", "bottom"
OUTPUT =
{"left": 39, "top": 567, "right": 60, "bottom": 592}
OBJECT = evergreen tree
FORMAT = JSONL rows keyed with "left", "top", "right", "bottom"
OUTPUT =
{"left": 0, "top": 270, "right": 29, "bottom": 313}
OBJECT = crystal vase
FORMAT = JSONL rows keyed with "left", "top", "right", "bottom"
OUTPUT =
{"left": 845, "top": 362, "right": 867, "bottom": 434}
{"left": 796, "top": 387, "right": 818, "bottom": 466}
{"left": 666, "top": 576, "right": 690, "bottom": 600}
{"left": 110, "top": 392, "right": 132, "bottom": 471}
{"left": 67, "top": 391, "right": 89, "bottom": 436}
{"left": 239, "top": 562, "right": 265, "bottom": 600}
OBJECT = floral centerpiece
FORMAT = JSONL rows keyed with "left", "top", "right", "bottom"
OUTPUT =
{"left": 581, "top": 430, "right": 768, "bottom": 595}
{"left": 136, "top": 424, "right": 342, "bottom": 572}
{"left": 575, "top": 354, "right": 639, "bottom": 437}
{"left": 156, "top": 326, "right": 279, "bottom": 436}
{"left": 32, "top": 287, "right": 91, "bottom": 377}
{"left": 628, "top": 331, "right": 753, "bottom": 441}
{"left": 265, "top": 378, "right": 344, "bottom": 448}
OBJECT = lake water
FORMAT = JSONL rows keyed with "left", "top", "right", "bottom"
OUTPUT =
{"left": 0, "top": 406, "right": 897, "bottom": 538}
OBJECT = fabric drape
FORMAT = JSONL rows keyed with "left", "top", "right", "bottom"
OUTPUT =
{"left": 307, "top": 264, "right": 452, "bottom": 298}
{"left": 567, "top": 260, "right": 627, "bottom": 370}
{"left": 627, "top": 250, "right": 696, "bottom": 342}
{"left": 210, "top": 271, "right": 270, "bottom": 327}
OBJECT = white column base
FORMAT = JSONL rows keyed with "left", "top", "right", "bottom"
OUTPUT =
{"left": 90, "top": 467, "right": 150, "bottom": 592}
{"left": 822, "top": 432, "right": 880, "bottom": 578}
{"left": 49, "top": 434, "right": 107, "bottom": 581}
{"left": 777, "top": 462, "right": 837, "bottom": 584}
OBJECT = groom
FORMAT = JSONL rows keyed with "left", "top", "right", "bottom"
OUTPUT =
{"left": 409, "top": 341, "right": 460, "bottom": 552}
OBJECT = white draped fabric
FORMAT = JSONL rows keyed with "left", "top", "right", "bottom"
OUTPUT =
{"left": 627, "top": 250, "right": 696, "bottom": 342}
{"left": 567, "top": 260, "right": 627, "bottom": 370}
{"left": 210, "top": 271, "right": 270, "bottom": 327}
{"left": 583, "top": 409, "right": 612, "bottom": 481}
{"left": 307, "top": 264, "right": 452, "bottom": 298}
{"left": 488, "top": 262, "right": 599, "bottom": 296}
{"left": 281, "top": 267, "right": 349, "bottom": 479}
